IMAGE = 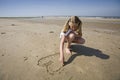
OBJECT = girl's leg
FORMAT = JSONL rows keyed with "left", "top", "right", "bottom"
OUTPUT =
{"left": 66, "top": 33, "right": 75, "bottom": 54}
{"left": 73, "top": 37, "right": 85, "bottom": 44}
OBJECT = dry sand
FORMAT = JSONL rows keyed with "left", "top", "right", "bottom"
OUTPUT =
{"left": 0, "top": 17, "right": 120, "bottom": 80}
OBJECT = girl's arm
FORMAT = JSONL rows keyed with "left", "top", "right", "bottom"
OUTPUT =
{"left": 76, "top": 23, "right": 82, "bottom": 37}
{"left": 60, "top": 35, "right": 65, "bottom": 62}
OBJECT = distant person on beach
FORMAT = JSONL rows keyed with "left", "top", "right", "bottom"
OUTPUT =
{"left": 59, "top": 16, "right": 85, "bottom": 66}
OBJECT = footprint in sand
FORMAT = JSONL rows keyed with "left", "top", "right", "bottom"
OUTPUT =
{"left": 11, "top": 24, "right": 15, "bottom": 26}
{"left": 49, "top": 31, "right": 54, "bottom": 33}
{"left": 37, "top": 53, "right": 63, "bottom": 75}
{"left": 2, "top": 54, "right": 4, "bottom": 56}
{"left": 1, "top": 32, "right": 6, "bottom": 35}
{"left": 24, "top": 57, "right": 28, "bottom": 61}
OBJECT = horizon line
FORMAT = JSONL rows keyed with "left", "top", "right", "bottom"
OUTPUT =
{"left": 0, "top": 15, "right": 120, "bottom": 18}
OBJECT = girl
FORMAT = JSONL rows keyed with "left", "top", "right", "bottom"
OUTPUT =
{"left": 59, "top": 16, "right": 85, "bottom": 66}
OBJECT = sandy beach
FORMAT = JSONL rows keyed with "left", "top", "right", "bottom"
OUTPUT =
{"left": 0, "top": 17, "right": 120, "bottom": 80}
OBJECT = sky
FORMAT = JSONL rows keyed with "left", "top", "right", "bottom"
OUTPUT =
{"left": 0, "top": 0, "right": 120, "bottom": 17}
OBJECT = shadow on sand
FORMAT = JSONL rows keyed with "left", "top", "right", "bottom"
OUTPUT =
{"left": 64, "top": 44, "right": 110, "bottom": 65}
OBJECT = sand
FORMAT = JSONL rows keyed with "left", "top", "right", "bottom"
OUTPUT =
{"left": 0, "top": 17, "right": 120, "bottom": 80}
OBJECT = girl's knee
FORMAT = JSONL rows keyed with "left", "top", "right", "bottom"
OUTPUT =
{"left": 69, "top": 33, "right": 75, "bottom": 40}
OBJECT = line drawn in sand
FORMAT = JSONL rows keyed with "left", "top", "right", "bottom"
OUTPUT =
{"left": 37, "top": 53, "right": 64, "bottom": 75}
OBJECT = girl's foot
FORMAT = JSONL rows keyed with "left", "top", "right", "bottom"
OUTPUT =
{"left": 65, "top": 48, "right": 72, "bottom": 55}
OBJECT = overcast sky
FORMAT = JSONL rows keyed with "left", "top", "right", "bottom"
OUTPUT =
{"left": 0, "top": 0, "right": 120, "bottom": 17}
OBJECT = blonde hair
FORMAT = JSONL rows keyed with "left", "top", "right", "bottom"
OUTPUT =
{"left": 61, "top": 16, "right": 82, "bottom": 36}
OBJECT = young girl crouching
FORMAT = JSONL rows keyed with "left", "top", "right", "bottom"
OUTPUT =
{"left": 59, "top": 16, "right": 85, "bottom": 66}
